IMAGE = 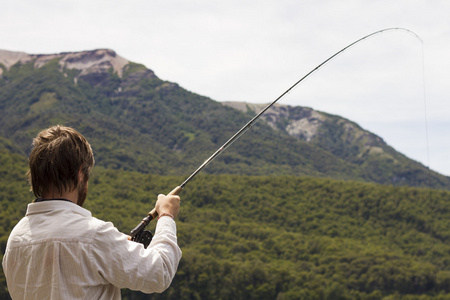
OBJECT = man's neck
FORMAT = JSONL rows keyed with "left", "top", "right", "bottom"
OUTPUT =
{"left": 42, "top": 190, "right": 78, "bottom": 204}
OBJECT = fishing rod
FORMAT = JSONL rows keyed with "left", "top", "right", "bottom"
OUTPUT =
{"left": 130, "top": 27, "right": 421, "bottom": 247}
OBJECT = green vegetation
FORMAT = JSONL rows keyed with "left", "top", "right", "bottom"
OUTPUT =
{"left": 0, "top": 56, "right": 448, "bottom": 189}
{"left": 1, "top": 147, "right": 449, "bottom": 299}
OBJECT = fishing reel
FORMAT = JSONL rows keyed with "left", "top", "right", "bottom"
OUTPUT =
{"left": 130, "top": 213, "right": 155, "bottom": 249}
{"left": 131, "top": 229, "right": 153, "bottom": 249}
{"left": 130, "top": 187, "right": 182, "bottom": 249}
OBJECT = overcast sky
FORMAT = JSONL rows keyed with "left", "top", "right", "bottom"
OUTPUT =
{"left": 2, "top": 0, "right": 449, "bottom": 177}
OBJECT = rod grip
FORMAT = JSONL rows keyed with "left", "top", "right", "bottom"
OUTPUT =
{"left": 147, "top": 186, "right": 182, "bottom": 219}
{"left": 168, "top": 185, "right": 183, "bottom": 196}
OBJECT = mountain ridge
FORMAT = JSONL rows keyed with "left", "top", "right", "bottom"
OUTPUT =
{"left": 223, "top": 101, "right": 395, "bottom": 161}
{"left": 0, "top": 48, "right": 448, "bottom": 190}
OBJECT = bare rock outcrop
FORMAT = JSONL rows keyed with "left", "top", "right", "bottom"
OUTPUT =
{"left": 0, "top": 49, "right": 129, "bottom": 78}
{"left": 223, "top": 102, "right": 324, "bottom": 141}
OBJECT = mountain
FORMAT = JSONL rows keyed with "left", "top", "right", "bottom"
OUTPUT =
{"left": 222, "top": 102, "right": 447, "bottom": 188}
{"left": 0, "top": 49, "right": 449, "bottom": 190}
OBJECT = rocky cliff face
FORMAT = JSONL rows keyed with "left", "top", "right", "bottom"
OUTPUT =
{"left": 222, "top": 101, "right": 391, "bottom": 163}
{"left": 0, "top": 49, "right": 129, "bottom": 79}
{"left": 223, "top": 102, "right": 325, "bottom": 142}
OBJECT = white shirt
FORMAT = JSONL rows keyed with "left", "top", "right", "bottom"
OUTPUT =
{"left": 2, "top": 200, "right": 182, "bottom": 299}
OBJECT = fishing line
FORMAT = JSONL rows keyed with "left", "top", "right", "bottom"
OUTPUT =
{"left": 130, "top": 27, "right": 425, "bottom": 244}
{"left": 414, "top": 36, "right": 436, "bottom": 267}
{"left": 417, "top": 34, "right": 434, "bottom": 239}
{"left": 420, "top": 41, "right": 432, "bottom": 192}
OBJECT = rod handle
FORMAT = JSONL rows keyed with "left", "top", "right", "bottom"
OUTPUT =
{"left": 147, "top": 186, "right": 183, "bottom": 219}
{"left": 130, "top": 186, "right": 183, "bottom": 238}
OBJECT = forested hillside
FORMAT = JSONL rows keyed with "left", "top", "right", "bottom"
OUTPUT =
{"left": 0, "top": 49, "right": 448, "bottom": 189}
{"left": 1, "top": 146, "right": 449, "bottom": 299}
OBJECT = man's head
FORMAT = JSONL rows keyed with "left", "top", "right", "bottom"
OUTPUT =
{"left": 27, "top": 125, "right": 95, "bottom": 206}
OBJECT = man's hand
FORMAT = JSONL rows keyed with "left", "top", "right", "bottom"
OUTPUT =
{"left": 155, "top": 194, "right": 180, "bottom": 219}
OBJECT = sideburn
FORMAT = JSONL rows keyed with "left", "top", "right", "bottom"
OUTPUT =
{"left": 77, "top": 178, "right": 88, "bottom": 207}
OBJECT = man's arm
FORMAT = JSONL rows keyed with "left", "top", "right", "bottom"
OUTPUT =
{"left": 89, "top": 194, "right": 182, "bottom": 293}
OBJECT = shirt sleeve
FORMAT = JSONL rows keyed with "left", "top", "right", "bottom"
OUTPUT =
{"left": 88, "top": 217, "right": 182, "bottom": 294}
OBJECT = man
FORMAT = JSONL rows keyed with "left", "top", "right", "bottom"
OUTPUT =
{"left": 2, "top": 125, "right": 182, "bottom": 299}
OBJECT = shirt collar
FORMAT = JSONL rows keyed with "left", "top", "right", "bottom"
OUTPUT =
{"left": 26, "top": 200, "right": 92, "bottom": 217}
